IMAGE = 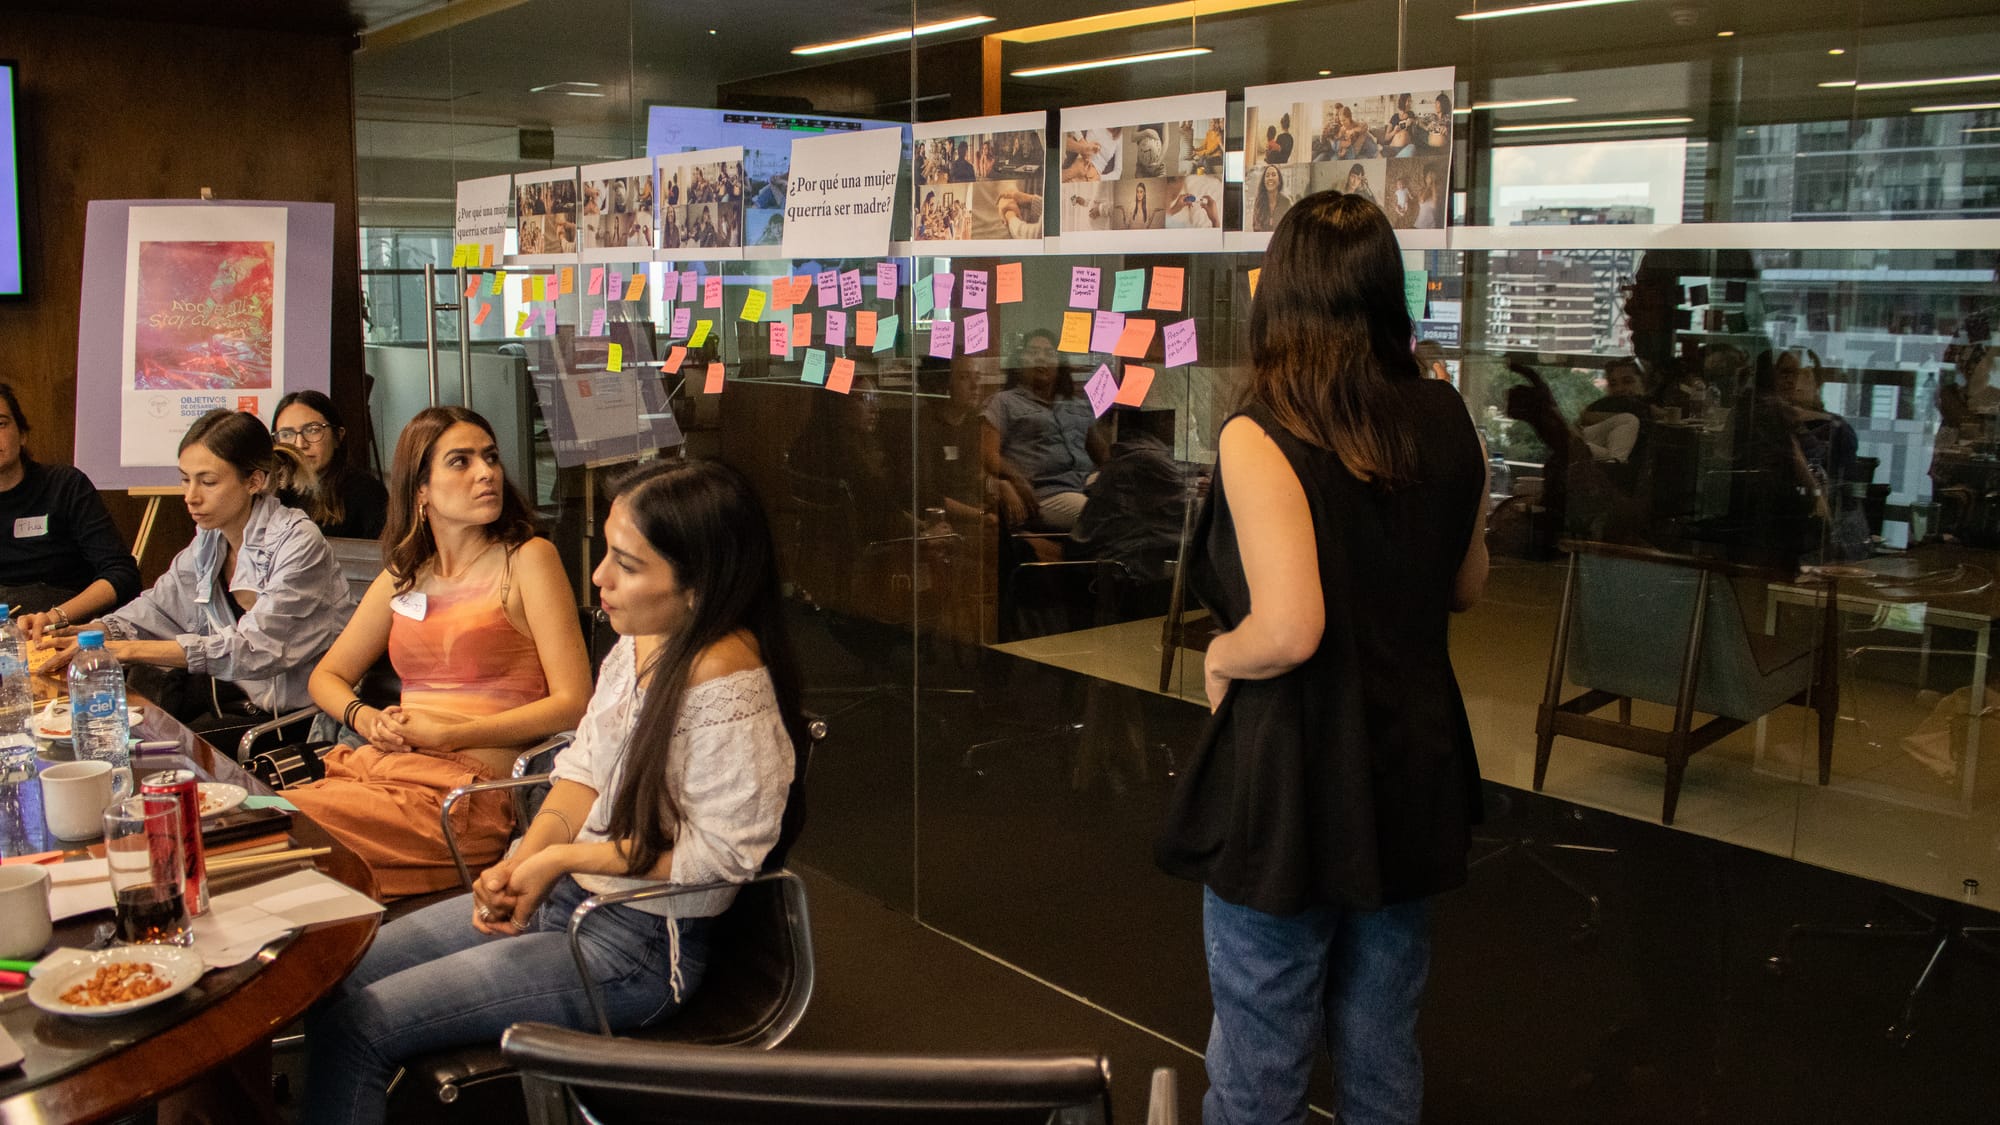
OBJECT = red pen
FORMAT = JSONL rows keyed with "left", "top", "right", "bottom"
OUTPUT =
{"left": 0, "top": 971, "right": 27, "bottom": 989}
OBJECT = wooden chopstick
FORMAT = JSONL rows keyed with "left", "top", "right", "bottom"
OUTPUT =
{"left": 205, "top": 847, "right": 331, "bottom": 874}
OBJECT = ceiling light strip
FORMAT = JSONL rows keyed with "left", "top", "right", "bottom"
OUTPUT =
{"left": 1855, "top": 72, "right": 2000, "bottom": 92}
{"left": 793, "top": 15, "right": 995, "bottom": 56}
{"left": 1913, "top": 101, "right": 2000, "bottom": 113}
{"left": 1011, "top": 47, "right": 1212, "bottom": 78}
{"left": 1456, "top": 0, "right": 1637, "bottom": 22}
{"left": 1493, "top": 116, "right": 1692, "bottom": 132}
{"left": 995, "top": 0, "right": 1300, "bottom": 45}
{"left": 1450, "top": 96, "right": 1579, "bottom": 115}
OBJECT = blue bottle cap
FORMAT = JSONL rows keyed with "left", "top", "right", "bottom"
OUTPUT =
{"left": 76, "top": 630, "right": 106, "bottom": 648}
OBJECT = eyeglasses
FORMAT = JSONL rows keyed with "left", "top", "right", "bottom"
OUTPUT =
{"left": 275, "top": 421, "right": 333, "bottom": 445}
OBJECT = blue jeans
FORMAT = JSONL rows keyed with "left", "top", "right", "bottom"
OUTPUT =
{"left": 301, "top": 875, "right": 711, "bottom": 1125}
{"left": 1202, "top": 887, "right": 1430, "bottom": 1125}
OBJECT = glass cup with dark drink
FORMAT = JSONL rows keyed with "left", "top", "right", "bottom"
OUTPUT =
{"left": 102, "top": 796, "right": 193, "bottom": 947}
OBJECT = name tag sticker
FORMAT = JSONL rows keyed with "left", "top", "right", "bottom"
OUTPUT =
{"left": 13, "top": 515, "right": 48, "bottom": 538}
{"left": 943, "top": 446, "right": 959, "bottom": 462}
{"left": 390, "top": 592, "right": 428, "bottom": 621}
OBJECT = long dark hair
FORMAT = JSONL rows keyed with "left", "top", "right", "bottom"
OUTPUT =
{"left": 382, "top": 406, "right": 536, "bottom": 592}
{"left": 1249, "top": 189, "right": 1420, "bottom": 484}
{"left": 271, "top": 389, "right": 355, "bottom": 528}
{"left": 604, "top": 459, "right": 809, "bottom": 877}
{"left": 179, "top": 409, "right": 277, "bottom": 482}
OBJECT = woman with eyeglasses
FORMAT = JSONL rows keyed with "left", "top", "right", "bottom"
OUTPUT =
{"left": 272, "top": 390, "right": 388, "bottom": 541}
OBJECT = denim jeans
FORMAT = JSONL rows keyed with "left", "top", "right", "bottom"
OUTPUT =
{"left": 1202, "top": 887, "right": 1430, "bottom": 1125}
{"left": 301, "top": 875, "right": 711, "bottom": 1125}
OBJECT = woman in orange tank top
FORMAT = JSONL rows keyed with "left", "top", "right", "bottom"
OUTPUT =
{"left": 290, "top": 407, "right": 592, "bottom": 897}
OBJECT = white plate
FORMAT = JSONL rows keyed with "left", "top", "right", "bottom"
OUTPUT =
{"left": 27, "top": 946, "right": 205, "bottom": 1018}
{"left": 33, "top": 701, "right": 145, "bottom": 741}
{"left": 198, "top": 782, "right": 248, "bottom": 818}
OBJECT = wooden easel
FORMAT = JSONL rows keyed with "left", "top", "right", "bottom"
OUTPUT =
{"left": 128, "top": 486, "right": 183, "bottom": 571}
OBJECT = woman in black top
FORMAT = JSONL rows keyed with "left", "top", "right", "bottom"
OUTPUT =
{"left": 272, "top": 390, "right": 388, "bottom": 540}
{"left": 1155, "top": 191, "right": 1488, "bottom": 1125}
{"left": 0, "top": 383, "right": 142, "bottom": 636}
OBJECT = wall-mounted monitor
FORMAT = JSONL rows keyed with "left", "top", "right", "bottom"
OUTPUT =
{"left": 0, "top": 61, "right": 22, "bottom": 299}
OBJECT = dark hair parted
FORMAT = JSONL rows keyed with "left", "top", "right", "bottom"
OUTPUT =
{"left": 604, "top": 458, "right": 810, "bottom": 877}
{"left": 382, "top": 406, "right": 537, "bottom": 592}
{"left": 271, "top": 389, "right": 354, "bottom": 529}
{"left": 179, "top": 409, "right": 277, "bottom": 482}
{"left": 0, "top": 383, "right": 30, "bottom": 436}
{"left": 1249, "top": 189, "right": 1421, "bottom": 485}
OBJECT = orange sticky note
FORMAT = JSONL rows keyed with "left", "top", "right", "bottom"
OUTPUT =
{"left": 1146, "top": 266, "right": 1185, "bottom": 312}
{"left": 625, "top": 275, "right": 645, "bottom": 302}
{"left": 828, "top": 357, "right": 857, "bottom": 395}
{"left": 1248, "top": 268, "right": 1261, "bottom": 297}
{"left": 996, "top": 262, "right": 1024, "bottom": 304}
{"left": 792, "top": 275, "right": 815, "bottom": 304}
{"left": 1113, "top": 318, "right": 1156, "bottom": 359}
{"left": 1056, "top": 310, "right": 1091, "bottom": 354}
{"left": 771, "top": 280, "right": 793, "bottom": 310}
{"left": 559, "top": 266, "right": 575, "bottom": 295}
{"left": 703, "top": 362, "right": 725, "bottom": 394}
{"left": 463, "top": 275, "right": 479, "bottom": 299}
{"left": 791, "top": 312, "right": 813, "bottom": 347}
{"left": 665, "top": 346, "right": 687, "bottom": 374}
{"left": 520, "top": 276, "right": 534, "bottom": 303}
{"left": 481, "top": 244, "right": 494, "bottom": 267}
{"left": 1114, "top": 366, "right": 1155, "bottom": 407}
{"left": 857, "top": 310, "right": 879, "bottom": 347}
{"left": 471, "top": 301, "right": 491, "bottom": 326}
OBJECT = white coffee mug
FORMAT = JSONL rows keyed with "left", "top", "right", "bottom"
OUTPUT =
{"left": 0, "top": 865, "right": 53, "bottom": 958}
{"left": 40, "top": 759, "right": 134, "bottom": 842}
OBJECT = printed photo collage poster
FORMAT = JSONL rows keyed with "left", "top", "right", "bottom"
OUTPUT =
{"left": 1242, "top": 66, "right": 1455, "bottom": 249}
{"left": 513, "top": 166, "right": 580, "bottom": 263}
{"left": 656, "top": 147, "right": 747, "bottom": 261}
{"left": 1058, "top": 92, "right": 1229, "bottom": 254}
{"left": 578, "top": 157, "right": 658, "bottom": 263}
{"left": 912, "top": 111, "right": 1048, "bottom": 255}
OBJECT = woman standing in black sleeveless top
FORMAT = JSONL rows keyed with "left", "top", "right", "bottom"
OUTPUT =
{"left": 1156, "top": 191, "right": 1489, "bottom": 1125}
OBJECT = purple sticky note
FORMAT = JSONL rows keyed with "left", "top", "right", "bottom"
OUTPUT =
{"left": 816, "top": 269, "right": 839, "bottom": 308}
{"left": 961, "top": 269, "right": 988, "bottom": 309}
{"left": 876, "top": 260, "right": 898, "bottom": 300}
{"left": 1090, "top": 310, "right": 1125, "bottom": 354}
{"left": 1084, "top": 364, "right": 1118, "bottom": 418}
{"left": 589, "top": 308, "right": 607, "bottom": 336}
{"left": 929, "top": 318, "right": 956, "bottom": 359}
{"left": 680, "top": 271, "right": 698, "bottom": 301}
{"left": 1069, "top": 266, "right": 1101, "bottom": 308}
{"left": 671, "top": 307, "right": 691, "bottom": 337}
{"left": 840, "top": 269, "right": 864, "bottom": 308}
{"left": 1163, "top": 317, "right": 1199, "bottom": 368}
{"left": 964, "top": 311, "right": 989, "bottom": 354}
{"left": 826, "top": 309, "right": 848, "bottom": 347}
{"left": 933, "top": 272, "right": 955, "bottom": 311}
{"left": 609, "top": 271, "right": 625, "bottom": 302}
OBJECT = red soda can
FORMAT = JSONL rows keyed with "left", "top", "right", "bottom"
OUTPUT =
{"left": 140, "top": 768, "right": 208, "bottom": 915}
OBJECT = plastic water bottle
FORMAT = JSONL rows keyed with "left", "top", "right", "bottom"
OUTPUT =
{"left": 0, "top": 605, "right": 33, "bottom": 780}
{"left": 67, "top": 630, "right": 130, "bottom": 774}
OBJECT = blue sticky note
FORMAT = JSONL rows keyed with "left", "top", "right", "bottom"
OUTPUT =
{"left": 873, "top": 314, "right": 900, "bottom": 353}
{"left": 801, "top": 349, "right": 829, "bottom": 385}
{"left": 1111, "top": 269, "right": 1146, "bottom": 312}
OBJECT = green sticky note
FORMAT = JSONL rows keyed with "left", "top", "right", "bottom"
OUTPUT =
{"left": 873, "top": 314, "right": 900, "bottom": 353}
{"left": 914, "top": 282, "right": 934, "bottom": 322}
{"left": 1111, "top": 268, "right": 1146, "bottom": 312}
{"left": 801, "top": 348, "right": 828, "bottom": 385}
{"left": 1404, "top": 269, "right": 1428, "bottom": 323}
{"left": 244, "top": 795, "right": 299, "bottom": 812}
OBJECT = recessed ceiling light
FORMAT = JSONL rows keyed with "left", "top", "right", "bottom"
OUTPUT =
{"left": 1451, "top": 95, "right": 1579, "bottom": 115}
{"left": 1913, "top": 100, "right": 2000, "bottom": 113}
{"left": 1856, "top": 71, "right": 2000, "bottom": 91}
{"left": 1318, "top": 69, "right": 1332, "bottom": 76}
{"left": 708, "top": 28, "right": 718, "bottom": 35}
{"left": 1456, "top": 0, "right": 1637, "bottom": 21}
{"left": 1818, "top": 79, "right": 1858, "bottom": 88}
{"left": 793, "top": 15, "right": 996, "bottom": 55}
{"left": 1494, "top": 116, "right": 1693, "bottom": 132}
{"left": 1828, "top": 47, "right": 1846, "bottom": 56}
{"left": 563, "top": 91, "right": 605, "bottom": 98}
{"left": 1011, "top": 46, "right": 1212, "bottom": 78}
{"left": 528, "top": 81, "right": 602, "bottom": 94}
{"left": 1716, "top": 29, "right": 1735, "bottom": 37}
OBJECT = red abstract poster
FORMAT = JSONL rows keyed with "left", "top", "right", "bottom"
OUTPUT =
{"left": 132, "top": 239, "right": 276, "bottom": 391}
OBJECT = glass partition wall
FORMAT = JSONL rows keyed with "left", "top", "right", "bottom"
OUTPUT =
{"left": 354, "top": 0, "right": 2000, "bottom": 1107}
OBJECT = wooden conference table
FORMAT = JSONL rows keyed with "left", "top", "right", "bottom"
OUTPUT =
{"left": 0, "top": 703, "right": 379, "bottom": 1124}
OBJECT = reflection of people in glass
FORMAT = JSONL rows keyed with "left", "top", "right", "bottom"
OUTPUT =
{"left": 985, "top": 330, "right": 1106, "bottom": 532}
{"left": 920, "top": 358, "right": 997, "bottom": 528}
{"left": 1342, "top": 162, "right": 1377, "bottom": 205}
{"left": 790, "top": 373, "right": 908, "bottom": 541}
{"left": 1774, "top": 349, "right": 1866, "bottom": 559}
{"left": 1251, "top": 165, "right": 1293, "bottom": 232}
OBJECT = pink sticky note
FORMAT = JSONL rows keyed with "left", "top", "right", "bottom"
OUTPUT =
{"left": 1069, "top": 266, "right": 1101, "bottom": 308}
{"left": 933, "top": 271, "right": 955, "bottom": 311}
{"left": 840, "top": 269, "right": 863, "bottom": 308}
{"left": 964, "top": 311, "right": 989, "bottom": 354}
{"left": 665, "top": 346, "right": 687, "bottom": 374}
{"left": 471, "top": 302, "right": 491, "bottom": 326}
{"left": 1084, "top": 364, "right": 1118, "bottom": 417}
{"left": 792, "top": 312, "right": 813, "bottom": 347}
{"left": 704, "top": 362, "right": 725, "bottom": 394}
{"left": 996, "top": 262, "right": 1024, "bottom": 304}
{"left": 961, "top": 269, "right": 988, "bottom": 310}
{"left": 929, "top": 319, "right": 956, "bottom": 359}
{"left": 816, "top": 269, "right": 839, "bottom": 308}
{"left": 1163, "top": 318, "right": 1199, "bottom": 368}
{"left": 1090, "top": 311, "right": 1125, "bottom": 354}
{"left": 1113, "top": 318, "right": 1156, "bottom": 359}
{"left": 589, "top": 308, "right": 607, "bottom": 335}
{"left": 1115, "top": 366, "right": 1155, "bottom": 407}
{"left": 609, "top": 271, "right": 625, "bottom": 301}
{"left": 1147, "top": 266, "right": 1185, "bottom": 312}
{"left": 703, "top": 276, "right": 723, "bottom": 308}
{"left": 769, "top": 320, "right": 790, "bottom": 356}
{"left": 624, "top": 275, "right": 645, "bottom": 302}
{"left": 542, "top": 306, "right": 558, "bottom": 335}
{"left": 680, "top": 271, "right": 698, "bottom": 302}
{"left": 876, "top": 261, "right": 898, "bottom": 299}
{"left": 671, "top": 308, "right": 691, "bottom": 337}
{"left": 825, "top": 310, "right": 848, "bottom": 347}
{"left": 828, "top": 357, "right": 857, "bottom": 395}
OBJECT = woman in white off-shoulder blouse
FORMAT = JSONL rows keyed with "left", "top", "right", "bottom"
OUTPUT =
{"left": 302, "top": 459, "right": 811, "bottom": 1125}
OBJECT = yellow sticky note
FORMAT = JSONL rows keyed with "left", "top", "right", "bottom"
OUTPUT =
{"left": 1057, "top": 310, "right": 1091, "bottom": 354}
{"left": 607, "top": 343, "right": 623, "bottom": 372}
{"left": 559, "top": 266, "right": 575, "bottom": 295}
{"left": 625, "top": 275, "right": 645, "bottom": 302}
{"left": 491, "top": 269, "right": 507, "bottom": 296}
{"left": 513, "top": 310, "right": 529, "bottom": 335}
{"left": 1248, "top": 268, "right": 1261, "bottom": 297}
{"left": 740, "top": 288, "right": 767, "bottom": 322}
{"left": 689, "top": 319, "right": 712, "bottom": 347}
{"left": 536, "top": 275, "right": 551, "bottom": 302}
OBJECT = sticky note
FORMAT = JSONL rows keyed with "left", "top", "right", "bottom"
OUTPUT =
{"left": 607, "top": 343, "right": 623, "bottom": 372}
{"left": 589, "top": 308, "right": 607, "bottom": 335}
{"left": 671, "top": 307, "right": 691, "bottom": 337}
{"left": 801, "top": 349, "right": 828, "bottom": 385}
{"left": 740, "top": 287, "right": 767, "bottom": 321}
{"left": 481, "top": 244, "right": 495, "bottom": 267}
{"left": 1147, "top": 266, "right": 1185, "bottom": 312}
{"left": 826, "top": 309, "right": 848, "bottom": 347}
{"left": 996, "top": 262, "right": 1024, "bottom": 304}
{"left": 704, "top": 275, "right": 723, "bottom": 308}
{"left": 1069, "top": 266, "right": 1101, "bottom": 308}
{"left": 609, "top": 271, "right": 625, "bottom": 300}
{"left": 1090, "top": 311, "right": 1125, "bottom": 354}
{"left": 451, "top": 244, "right": 469, "bottom": 267}
{"left": 1115, "top": 366, "right": 1155, "bottom": 407}
{"left": 794, "top": 275, "right": 817, "bottom": 305}
{"left": 472, "top": 302, "right": 491, "bottom": 326}
{"left": 876, "top": 260, "right": 898, "bottom": 300}
{"left": 492, "top": 270, "right": 508, "bottom": 296}
{"left": 1404, "top": 269, "right": 1428, "bottom": 322}
{"left": 1247, "top": 268, "right": 1261, "bottom": 297}
{"left": 840, "top": 269, "right": 864, "bottom": 308}
{"left": 1084, "top": 364, "right": 1118, "bottom": 417}
{"left": 531, "top": 275, "right": 546, "bottom": 302}
{"left": 690, "top": 319, "right": 712, "bottom": 347}
{"left": 914, "top": 278, "right": 934, "bottom": 322}
{"left": 829, "top": 356, "right": 857, "bottom": 395}
{"left": 964, "top": 311, "right": 989, "bottom": 354}
{"left": 769, "top": 320, "right": 790, "bottom": 356}
{"left": 873, "top": 314, "right": 900, "bottom": 353}
{"left": 625, "top": 275, "right": 646, "bottom": 302}
{"left": 1057, "top": 310, "right": 1091, "bottom": 353}
{"left": 513, "top": 310, "right": 530, "bottom": 335}
{"left": 929, "top": 318, "right": 956, "bottom": 359}
{"left": 704, "top": 362, "right": 725, "bottom": 394}
{"left": 587, "top": 267, "right": 604, "bottom": 295}
{"left": 771, "top": 279, "right": 793, "bottom": 311}
{"left": 463, "top": 275, "right": 479, "bottom": 299}
{"left": 665, "top": 346, "right": 687, "bottom": 374}
{"left": 1113, "top": 318, "right": 1156, "bottom": 359}
{"left": 792, "top": 313, "right": 814, "bottom": 349}
{"left": 1163, "top": 317, "right": 1199, "bottom": 368}
{"left": 542, "top": 306, "right": 558, "bottom": 335}
{"left": 857, "top": 310, "right": 879, "bottom": 347}
{"left": 933, "top": 271, "right": 955, "bottom": 311}
{"left": 816, "top": 270, "right": 839, "bottom": 308}
{"left": 1111, "top": 269, "right": 1145, "bottom": 312}
{"left": 961, "top": 270, "right": 988, "bottom": 310}
{"left": 680, "top": 271, "right": 698, "bottom": 301}
{"left": 560, "top": 267, "right": 575, "bottom": 295}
